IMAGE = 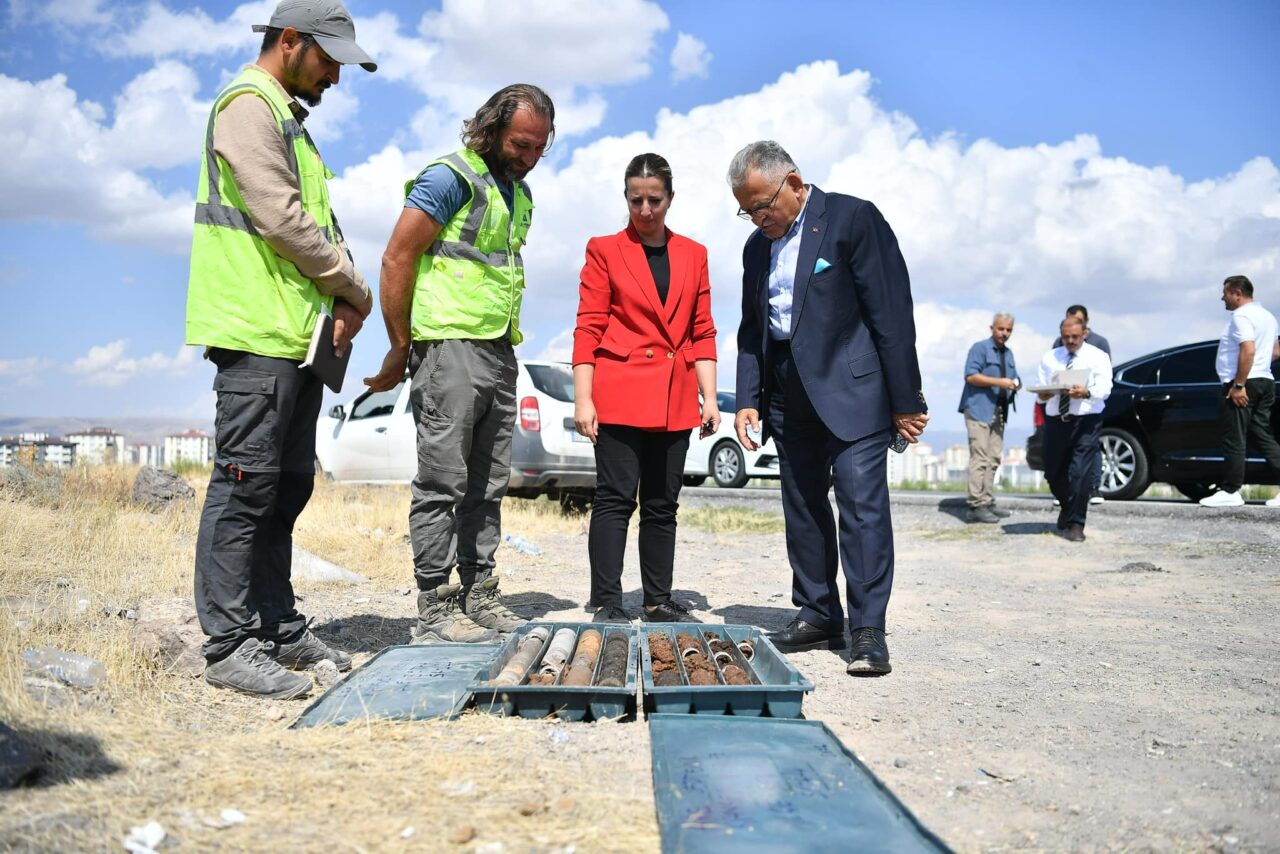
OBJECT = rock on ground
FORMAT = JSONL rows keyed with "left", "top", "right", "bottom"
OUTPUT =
{"left": 131, "top": 466, "right": 195, "bottom": 510}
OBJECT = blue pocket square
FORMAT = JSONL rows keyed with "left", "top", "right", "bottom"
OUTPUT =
{"left": 814, "top": 258, "right": 831, "bottom": 274}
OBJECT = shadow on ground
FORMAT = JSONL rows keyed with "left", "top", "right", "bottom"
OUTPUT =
{"left": 936, "top": 497, "right": 971, "bottom": 522}
{"left": 1002, "top": 522, "right": 1059, "bottom": 535}
{"left": 710, "top": 604, "right": 795, "bottom": 630}
{"left": 0, "top": 722, "right": 120, "bottom": 789}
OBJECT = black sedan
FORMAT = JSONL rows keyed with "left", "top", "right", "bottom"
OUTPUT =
{"left": 1027, "top": 340, "right": 1280, "bottom": 500}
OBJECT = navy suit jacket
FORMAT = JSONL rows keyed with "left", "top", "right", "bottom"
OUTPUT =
{"left": 735, "top": 186, "right": 925, "bottom": 443}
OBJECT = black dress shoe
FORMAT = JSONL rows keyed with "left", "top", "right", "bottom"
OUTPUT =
{"left": 592, "top": 605, "right": 632, "bottom": 624}
{"left": 988, "top": 503, "right": 1012, "bottom": 518}
{"left": 846, "top": 627, "right": 891, "bottom": 675}
{"left": 643, "top": 601, "right": 701, "bottom": 623}
{"left": 768, "top": 618, "right": 845, "bottom": 652}
{"left": 1061, "top": 524, "right": 1086, "bottom": 543}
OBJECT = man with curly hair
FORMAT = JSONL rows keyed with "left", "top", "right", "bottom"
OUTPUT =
{"left": 366, "top": 85, "right": 555, "bottom": 643}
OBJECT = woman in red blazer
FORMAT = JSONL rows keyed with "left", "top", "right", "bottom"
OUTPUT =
{"left": 572, "top": 153, "right": 719, "bottom": 624}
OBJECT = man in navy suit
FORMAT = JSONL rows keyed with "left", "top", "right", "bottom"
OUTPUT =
{"left": 729, "top": 141, "right": 928, "bottom": 675}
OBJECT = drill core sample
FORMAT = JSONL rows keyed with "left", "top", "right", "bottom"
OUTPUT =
{"left": 677, "top": 632, "right": 720, "bottom": 686}
{"left": 721, "top": 664, "right": 750, "bottom": 685}
{"left": 539, "top": 628, "right": 578, "bottom": 680}
{"left": 737, "top": 638, "right": 756, "bottom": 662}
{"left": 491, "top": 626, "right": 550, "bottom": 686}
{"left": 703, "top": 631, "right": 736, "bottom": 665}
{"left": 647, "top": 632, "right": 684, "bottom": 686}
{"left": 676, "top": 631, "right": 703, "bottom": 659}
{"left": 562, "top": 629, "right": 602, "bottom": 686}
{"left": 595, "top": 633, "right": 629, "bottom": 687}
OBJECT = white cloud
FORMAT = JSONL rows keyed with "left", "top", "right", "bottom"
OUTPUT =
{"left": 0, "top": 72, "right": 194, "bottom": 252}
{"left": 69, "top": 340, "right": 200, "bottom": 387}
{"left": 532, "top": 328, "right": 574, "bottom": 362}
{"left": 0, "top": 356, "right": 53, "bottom": 389}
{"left": 9, "top": 0, "right": 111, "bottom": 29}
{"left": 462, "top": 60, "right": 1278, "bottom": 432}
{"left": 419, "top": 0, "right": 669, "bottom": 89}
{"left": 103, "top": 60, "right": 208, "bottom": 170}
{"left": 304, "top": 86, "right": 360, "bottom": 144}
{"left": 104, "top": 0, "right": 271, "bottom": 60}
{"left": 670, "top": 33, "right": 712, "bottom": 82}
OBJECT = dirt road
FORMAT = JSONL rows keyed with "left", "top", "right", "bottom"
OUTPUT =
{"left": 505, "top": 491, "right": 1280, "bottom": 851}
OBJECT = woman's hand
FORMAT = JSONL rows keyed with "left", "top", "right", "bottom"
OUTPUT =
{"left": 699, "top": 399, "right": 721, "bottom": 439}
{"left": 575, "top": 398, "right": 599, "bottom": 444}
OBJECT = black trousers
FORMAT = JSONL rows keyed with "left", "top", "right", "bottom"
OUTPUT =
{"left": 1218, "top": 378, "right": 1280, "bottom": 493}
{"left": 588, "top": 424, "right": 690, "bottom": 609}
{"left": 1042, "top": 413, "right": 1101, "bottom": 529}
{"left": 768, "top": 342, "right": 895, "bottom": 632}
{"left": 194, "top": 348, "right": 321, "bottom": 662}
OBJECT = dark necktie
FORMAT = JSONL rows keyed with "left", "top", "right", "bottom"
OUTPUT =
{"left": 1057, "top": 355, "right": 1075, "bottom": 416}
{"left": 996, "top": 347, "right": 1009, "bottom": 416}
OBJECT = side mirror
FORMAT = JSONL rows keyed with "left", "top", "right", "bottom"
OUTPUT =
{"left": 328, "top": 404, "right": 345, "bottom": 421}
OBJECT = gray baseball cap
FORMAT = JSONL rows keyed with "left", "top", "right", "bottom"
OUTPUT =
{"left": 253, "top": 0, "right": 377, "bottom": 73}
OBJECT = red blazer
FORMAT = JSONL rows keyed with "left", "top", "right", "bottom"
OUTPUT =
{"left": 572, "top": 225, "right": 717, "bottom": 430}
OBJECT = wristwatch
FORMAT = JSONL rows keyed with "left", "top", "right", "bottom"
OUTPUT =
{"left": 1233, "top": 383, "right": 1246, "bottom": 390}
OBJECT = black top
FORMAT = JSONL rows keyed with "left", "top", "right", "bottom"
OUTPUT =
{"left": 643, "top": 242, "right": 670, "bottom": 305}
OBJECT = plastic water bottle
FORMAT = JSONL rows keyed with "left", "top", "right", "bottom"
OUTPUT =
{"left": 22, "top": 648, "right": 107, "bottom": 689}
{"left": 504, "top": 534, "right": 541, "bottom": 556}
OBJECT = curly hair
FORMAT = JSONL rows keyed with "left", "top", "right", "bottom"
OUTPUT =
{"left": 461, "top": 84, "right": 556, "bottom": 156}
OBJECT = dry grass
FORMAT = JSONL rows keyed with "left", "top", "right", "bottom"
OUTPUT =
{"left": 679, "top": 505, "right": 785, "bottom": 535}
{"left": 0, "top": 466, "right": 656, "bottom": 852}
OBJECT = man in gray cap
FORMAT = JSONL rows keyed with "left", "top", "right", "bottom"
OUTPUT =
{"left": 185, "top": 0, "right": 375, "bottom": 700}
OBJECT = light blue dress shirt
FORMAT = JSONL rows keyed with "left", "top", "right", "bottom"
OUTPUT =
{"left": 766, "top": 193, "right": 810, "bottom": 340}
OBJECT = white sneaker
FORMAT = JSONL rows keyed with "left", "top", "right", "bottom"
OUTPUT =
{"left": 1199, "top": 490, "right": 1244, "bottom": 507}
{"left": 1266, "top": 492, "right": 1280, "bottom": 507}
{"left": 1052, "top": 499, "right": 1061, "bottom": 508}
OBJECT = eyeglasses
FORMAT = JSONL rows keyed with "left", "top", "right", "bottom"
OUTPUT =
{"left": 736, "top": 170, "right": 795, "bottom": 221}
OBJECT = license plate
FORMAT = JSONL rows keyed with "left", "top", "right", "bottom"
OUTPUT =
{"left": 570, "top": 430, "right": 591, "bottom": 443}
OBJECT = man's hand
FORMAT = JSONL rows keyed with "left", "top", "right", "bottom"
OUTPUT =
{"left": 1228, "top": 385, "right": 1250, "bottom": 408}
{"left": 364, "top": 344, "right": 410, "bottom": 392}
{"left": 734, "top": 408, "right": 761, "bottom": 451}
{"left": 574, "top": 399, "right": 599, "bottom": 444}
{"left": 1067, "top": 384, "right": 1089, "bottom": 399}
{"left": 892, "top": 411, "right": 929, "bottom": 443}
{"left": 331, "top": 301, "right": 364, "bottom": 358}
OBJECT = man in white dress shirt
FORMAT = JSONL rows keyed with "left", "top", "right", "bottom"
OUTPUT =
{"left": 1200, "top": 275, "right": 1280, "bottom": 507}
{"left": 1037, "top": 316, "right": 1112, "bottom": 542}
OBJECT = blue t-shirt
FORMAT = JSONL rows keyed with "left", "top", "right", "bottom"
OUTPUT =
{"left": 404, "top": 163, "right": 513, "bottom": 225}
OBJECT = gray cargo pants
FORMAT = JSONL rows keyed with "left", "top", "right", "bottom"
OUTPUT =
{"left": 408, "top": 338, "right": 517, "bottom": 591}
{"left": 194, "top": 348, "right": 320, "bottom": 662}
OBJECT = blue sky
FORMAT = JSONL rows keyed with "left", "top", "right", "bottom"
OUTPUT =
{"left": 2, "top": 0, "right": 1278, "bottom": 435}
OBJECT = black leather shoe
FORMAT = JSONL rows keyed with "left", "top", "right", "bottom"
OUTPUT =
{"left": 1056, "top": 506, "right": 1070, "bottom": 530}
{"left": 592, "top": 605, "right": 632, "bottom": 624}
{"left": 1061, "top": 524, "right": 1086, "bottom": 543}
{"left": 846, "top": 627, "right": 891, "bottom": 675}
{"left": 768, "top": 618, "right": 845, "bottom": 652}
{"left": 643, "top": 601, "right": 701, "bottom": 623}
{"left": 966, "top": 506, "right": 1000, "bottom": 524}
{"left": 988, "top": 503, "right": 1012, "bottom": 518}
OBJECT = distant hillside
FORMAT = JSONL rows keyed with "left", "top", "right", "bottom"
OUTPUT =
{"left": 0, "top": 416, "right": 214, "bottom": 446}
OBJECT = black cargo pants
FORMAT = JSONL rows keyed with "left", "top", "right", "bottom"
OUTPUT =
{"left": 195, "top": 348, "right": 321, "bottom": 663}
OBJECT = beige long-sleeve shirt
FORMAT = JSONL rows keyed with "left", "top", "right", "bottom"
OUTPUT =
{"left": 212, "top": 65, "right": 369, "bottom": 312}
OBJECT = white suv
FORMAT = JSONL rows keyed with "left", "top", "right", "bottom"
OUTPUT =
{"left": 315, "top": 360, "right": 596, "bottom": 507}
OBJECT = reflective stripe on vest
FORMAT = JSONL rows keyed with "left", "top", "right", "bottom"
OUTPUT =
{"left": 184, "top": 66, "right": 338, "bottom": 360}
{"left": 406, "top": 148, "right": 532, "bottom": 344}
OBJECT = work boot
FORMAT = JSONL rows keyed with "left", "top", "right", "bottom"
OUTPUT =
{"left": 410, "top": 584, "right": 499, "bottom": 644}
{"left": 274, "top": 627, "right": 352, "bottom": 672}
{"left": 966, "top": 505, "right": 1000, "bottom": 524}
{"left": 462, "top": 576, "right": 528, "bottom": 633}
{"left": 204, "top": 638, "right": 312, "bottom": 700}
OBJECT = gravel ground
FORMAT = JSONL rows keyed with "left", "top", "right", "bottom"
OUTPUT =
{"left": 11, "top": 485, "right": 1273, "bottom": 852}
{"left": 492, "top": 489, "right": 1280, "bottom": 852}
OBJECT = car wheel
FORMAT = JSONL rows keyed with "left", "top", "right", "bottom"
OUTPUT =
{"left": 682, "top": 475, "right": 707, "bottom": 487}
{"left": 711, "top": 441, "right": 749, "bottom": 489}
{"left": 1098, "top": 428, "right": 1149, "bottom": 500}
{"left": 1173, "top": 482, "right": 1215, "bottom": 502}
